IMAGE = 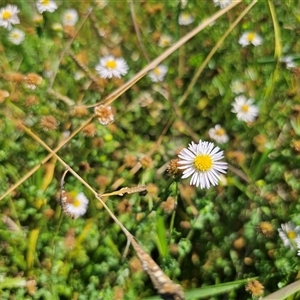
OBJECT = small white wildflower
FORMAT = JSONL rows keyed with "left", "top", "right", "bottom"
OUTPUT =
{"left": 280, "top": 56, "right": 295, "bottom": 69}
{"left": 278, "top": 222, "right": 300, "bottom": 250}
{"left": 177, "top": 140, "right": 228, "bottom": 189}
{"left": 208, "top": 124, "right": 229, "bottom": 144}
{"left": 178, "top": 12, "right": 194, "bottom": 26}
{"left": 148, "top": 65, "right": 168, "bottom": 82}
{"left": 62, "top": 8, "right": 78, "bottom": 26}
{"left": 0, "top": 4, "right": 20, "bottom": 30}
{"left": 8, "top": 28, "right": 25, "bottom": 45}
{"left": 231, "top": 95, "right": 258, "bottom": 122}
{"left": 213, "top": 0, "right": 232, "bottom": 8}
{"left": 238, "top": 31, "right": 263, "bottom": 47}
{"left": 36, "top": 0, "right": 58, "bottom": 14}
{"left": 62, "top": 192, "right": 89, "bottom": 219}
{"left": 158, "top": 34, "right": 172, "bottom": 48}
{"left": 231, "top": 80, "right": 246, "bottom": 94}
{"left": 95, "top": 55, "right": 128, "bottom": 79}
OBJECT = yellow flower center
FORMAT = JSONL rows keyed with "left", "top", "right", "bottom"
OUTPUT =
{"left": 66, "top": 14, "right": 72, "bottom": 20}
{"left": 182, "top": 13, "right": 189, "bottom": 20}
{"left": 216, "top": 128, "right": 225, "bottom": 136}
{"left": 162, "top": 39, "right": 169, "bottom": 46}
{"left": 2, "top": 11, "right": 12, "bottom": 20}
{"left": 12, "top": 33, "right": 19, "bottom": 38}
{"left": 287, "top": 230, "right": 296, "bottom": 240}
{"left": 194, "top": 155, "right": 213, "bottom": 172}
{"left": 154, "top": 68, "right": 161, "bottom": 75}
{"left": 247, "top": 32, "right": 255, "bottom": 42}
{"left": 241, "top": 104, "right": 249, "bottom": 112}
{"left": 72, "top": 198, "right": 81, "bottom": 207}
{"left": 41, "top": 0, "right": 50, "bottom": 4}
{"left": 106, "top": 60, "right": 117, "bottom": 69}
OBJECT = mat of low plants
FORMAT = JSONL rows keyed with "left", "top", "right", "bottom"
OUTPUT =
{"left": 1, "top": 1, "right": 300, "bottom": 299}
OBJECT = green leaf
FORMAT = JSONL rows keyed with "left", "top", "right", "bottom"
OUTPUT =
{"left": 261, "top": 280, "right": 300, "bottom": 300}
{"left": 142, "top": 278, "right": 256, "bottom": 300}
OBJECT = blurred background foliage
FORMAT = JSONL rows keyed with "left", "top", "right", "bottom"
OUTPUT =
{"left": 1, "top": 0, "right": 300, "bottom": 299}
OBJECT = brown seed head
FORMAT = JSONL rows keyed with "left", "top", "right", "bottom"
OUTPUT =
{"left": 82, "top": 123, "right": 96, "bottom": 137}
{"left": 140, "top": 155, "right": 153, "bottom": 168}
{"left": 95, "top": 175, "right": 109, "bottom": 189}
{"left": 129, "top": 256, "right": 143, "bottom": 273}
{"left": 146, "top": 183, "right": 158, "bottom": 197}
{"left": 25, "top": 95, "right": 38, "bottom": 106}
{"left": 24, "top": 73, "right": 43, "bottom": 89}
{"left": 94, "top": 105, "right": 114, "bottom": 125}
{"left": 113, "top": 287, "right": 124, "bottom": 300}
{"left": 226, "top": 150, "right": 246, "bottom": 165}
{"left": 180, "top": 220, "right": 191, "bottom": 230}
{"left": 245, "top": 280, "right": 264, "bottom": 297}
{"left": 117, "top": 199, "right": 132, "bottom": 214}
{"left": 65, "top": 228, "right": 76, "bottom": 249}
{"left": 258, "top": 221, "right": 274, "bottom": 237}
{"left": 253, "top": 134, "right": 267, "bottom": 152}
{"left": 166, "top": 158, "right": 183, "bottom": 177}
{"left": 63, "top": 25, "right": 77, "bottom": 38}
{"left": 72, "top": 106, "right": 89, "bottom": 117}
{"left": 124, "top": 154, "right": 137, "bottom": 168}
{"left": 169, "top": 243, "right": 179, "bottom": 255}
{"left": 43, "top": 208, "right": 55, "bottom": 220}
{"left": 40, "top": 116, "right": 58, "bottom": 131}
{"left": 5, "top": 72, "right": 24, "bottom": 83}
{"left": 160, "top": 197, "right": 176, "bottom": 214}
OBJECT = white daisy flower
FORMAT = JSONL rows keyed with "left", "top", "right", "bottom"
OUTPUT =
{"left": 0, "top": 4, "right": 20, "bottom": 30}
{"left": 208, "top": 124, "right": 229, "bottom": 144}
{"left": 62, "top": 8, "right": 78, "bottom": 26}
{"left": 36, "top": 0, "right": 58, "bottom": 14}
{"left": 178, "top": 12, "right": 194, "bottom": 26}
{"left": 280, "top": 56, "right": 295, "bottom": 69}
{"left": 62, "top": 192, "right": 89, "bottom": 219}
{"left": 231, "top": 80, "right": 246, "bottom": 94}
{"left": 8, "top": 28, "right": 25, "bottom": 45}
{"left": 158, "top": 34, "right": 172, "bottom": 48}
{"left": 95, "top": 55, "right": 129, "bottom": 79}
{"left": 177, "top": 140, "right": 228, "bottom": 189}
{"left": 231, "top": 95, "right": 258, "bottom": 122}
{"left": 278, "top": 222, "right": 300, "bottom": 250}
{"left": 213, "top": 0, "right": 232, "bottom": 8}
{"left": 238, "top": 31, "right": 263, "bottom": 47}
{"left": 148, "top": 65, "right": 168, "bottom": 82}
